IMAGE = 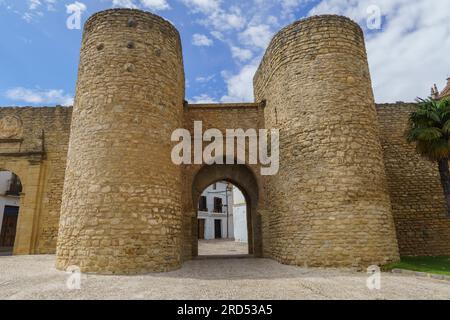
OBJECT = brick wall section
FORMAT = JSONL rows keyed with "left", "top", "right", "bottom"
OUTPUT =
{"left": 0, "top": 107, "right": 71, "bottom": 254}
{"left": 376, "top": 103, "right": 450, "bottom": 256}
{"left": 55, "top": 9, "right": 185, "bottom": 274}
{"left": 254, "top": 15, "right": 400, "bottom": 268}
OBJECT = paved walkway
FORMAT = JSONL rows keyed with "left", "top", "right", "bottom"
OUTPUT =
{"left": 0, "top": 255, "right": 449, "bottom": 300}
{"left": 198, "top": 239, "right": 249, "bottom": 256}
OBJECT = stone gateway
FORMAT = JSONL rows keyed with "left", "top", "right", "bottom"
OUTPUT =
{"left": 1, "top": 9, "right": 450, "bottom": 274}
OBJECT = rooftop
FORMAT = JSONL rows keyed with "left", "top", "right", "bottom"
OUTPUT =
{"left": 439, "top": 78, "right": 450, "bottom": 99}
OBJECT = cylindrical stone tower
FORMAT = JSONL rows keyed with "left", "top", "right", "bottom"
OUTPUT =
{"left": 254, "top": 15, "right": 400, "bottom": 268}
{"left": 56, "top": 9, "right": 185, "bottom": 274}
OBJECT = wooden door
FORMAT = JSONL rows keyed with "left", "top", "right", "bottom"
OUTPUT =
{"left": 214, "top": 220, "right": 222, "bottom": 239}
{"left": 198, "top": 219, "right": 205, "bottom": 240}
{"left": 0, "top": 206, "right": 19, "bottom": 248}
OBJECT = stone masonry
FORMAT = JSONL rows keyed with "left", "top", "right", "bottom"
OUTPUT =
{"left": 254, "top": 15, "right": 399, "bottom": 268}
{"left": 378, "top": 103, "right": 450, "bottom": 256}
{"left": 55, "top": 10, "right": 185, "bottom": 274}
{"left": 0, "top": 107, "right": 71, "bottom": 255}
{"left": 0, "top": 9, "right": 449, "bottom": 274}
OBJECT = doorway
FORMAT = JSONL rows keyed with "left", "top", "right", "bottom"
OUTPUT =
{"left": 198, "top": 219, "right": 205, "bottom": 240}
{"left": 195, "top": 179, "right": 250, "bottom": 257}
{"left": 0, "top": 170, "right": 22, "bottom": 255}
{"left": 191, "top": 163, "right": 261, "bottom": 259}
{"left": 214, "top": 220, "right": 222, "bottom": 239}
{"left": 0, "top": 206, "right": 19, "bottom": 248}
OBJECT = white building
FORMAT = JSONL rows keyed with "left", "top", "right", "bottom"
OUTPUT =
{"left": 232, "top": 187, "right": 248, "bottom": 243}
{"left": 197, "top": 182, "right": 234, "bottom": 240}
{"left": 0, "top": 171, "right": 21, "bottom": 249}
{"left": 197, "top": 182, "right": 248, "bottom": 244}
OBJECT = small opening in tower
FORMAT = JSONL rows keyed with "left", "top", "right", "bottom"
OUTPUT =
{"left": 127, "top": 17, "right": 137, "bottom": 28}
{"left": 127, "top": 42, "right": 135, "bottom": 49}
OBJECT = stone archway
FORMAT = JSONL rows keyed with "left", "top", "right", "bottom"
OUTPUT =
{"left": 191, "top": 164, "right": 262, "bottom": 257}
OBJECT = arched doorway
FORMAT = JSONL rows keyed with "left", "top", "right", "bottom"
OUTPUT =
{"left": 197, "top": 181, "right": 249, "bottom": 256}
{"left": 0, "top": 170, "right": 22, "bottom": 255}
{"left": 191, "top": 164, "right": 262, "bottom": 258}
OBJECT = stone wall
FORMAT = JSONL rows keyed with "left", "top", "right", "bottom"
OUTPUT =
{"left": 2, "top": 102, "right": 450, "bottom": 264}
{"left": 55, "top": 9, "right": 185, "bottom": 274}
{"left": 254, "top": 15, "right": 400, "bottom": 268}
{"left": 376, "top": 103, "right": 450, "bottom": 256}
{"left": 2, "top": 10, "right": 450, "bottom": 274}
{"left": 0, "top": 107, "right": 71, "bottom": 254}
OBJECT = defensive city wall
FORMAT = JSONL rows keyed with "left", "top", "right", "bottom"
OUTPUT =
{"left": 0, "top": 9, "right": 449, "bottom": 274}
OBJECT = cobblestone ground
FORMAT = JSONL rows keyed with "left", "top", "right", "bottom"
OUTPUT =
{"left": 0, "top": 255, "right": 449, "bottom": 300}
{"left": 198, "top": 240, "right": 249, "bottom": 256}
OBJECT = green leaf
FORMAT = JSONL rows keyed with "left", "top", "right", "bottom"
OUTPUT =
{"left": 407, "top": 97, "right": 450, "bottom": 161}
{"left": 417, "top": 128, "right": 443, "bottom": 141}
{"left": 443, "top": 120, "right": 450, "bottom": 134}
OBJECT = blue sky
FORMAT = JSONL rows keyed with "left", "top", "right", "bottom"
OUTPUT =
{"left": 0, "top": 0, "right": 449, "bottom": 106}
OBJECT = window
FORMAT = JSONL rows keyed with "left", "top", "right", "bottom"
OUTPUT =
{"left": 214, "top": 197, "right": 223, "bottom": 213}
{"left": 212, "top": 183, "right": 217, "bottom": 190}
{"left": 198, "top": 196, "right": 207, "bottom": 211}
{"left": 6, "top": 173, "right": 22, "bottom": 196}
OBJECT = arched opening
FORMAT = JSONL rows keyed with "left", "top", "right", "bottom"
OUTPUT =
{"left": 191, "top": 164, "right": 262, "bottom": 258}
{"left": 197, "top": 181, "right": 249, "bottom": 256}
{"left": 0, "top": 170, "right": 22, "bottom": 256}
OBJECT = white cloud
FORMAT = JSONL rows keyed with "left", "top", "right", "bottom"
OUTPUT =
{"left": 181, "top": 0, "right": 246, "bottom": 31}
{"left": 192, "top": 33, "right": 214, "bottom": 46}
{"left": 140, "top": 0, "right": 170, "bottom": 10}
{"left": 231, "top": 46, "right": 253, "bottom": 62}
{"left": 196, "top": 74, "right": 215, "bottom": 83}
{"left": 309, "top": 0, "right": 450, "bottom": 103}
{"left": 210, "top": 30, "right": 225, "bottom": 41}
{"left": 281, "top": 0, "right": 307, "bottom": 16}
{"left": 5, "top": 87, "right": 74, "bottom": 106}
{"left": 238, "top": 24, "right": 273, "bottom": 49}
{"left": 22, "top": 12, "right": 34, "bottom": 23}
{"left": 221, "top": 60, "right": 259, "bottom": 102}
{"left": 111, "top": 0, "right": 137, "bottom": 8}
{"left": 28, "top": 0, "right": 58, "bottom": 10}
{"left": 28, "top": 0, "right": 41, "bottom": 10}
{"left": 112, "top": 0, "right": 171, "bottom": 10}
{"left": 180, "top": 0, "right": 221, "bottom": 14}
{"left": 66, "top": 1, "right": 86, "bottom": 13}
{"left": 21, "top": 0, "right": 59, "bottom": 22}
{"left": 224, "top": 9, "right": 246, "bottom": 30}
{"left": 190, "top": 94, "right": 218, "bottom": 103}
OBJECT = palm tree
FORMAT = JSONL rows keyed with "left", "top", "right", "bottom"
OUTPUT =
{"left": 407, "top": 97, "right": 450, "bottom": 216}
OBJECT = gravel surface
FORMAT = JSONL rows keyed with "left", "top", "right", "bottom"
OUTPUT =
{"left": 0, "top": 255, "right": 449, "bottom": 300}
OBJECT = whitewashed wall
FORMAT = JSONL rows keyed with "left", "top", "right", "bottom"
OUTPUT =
{"left": 232, "top": 187, "right": 248, "bottom": 243}
{"left": 198, "top": 182, "right": 234, "bottom": 240}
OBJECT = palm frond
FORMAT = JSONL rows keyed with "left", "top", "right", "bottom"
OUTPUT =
{"left": 407, "top": 97, "right": 450, "bottom": 161}
{"left": 443, "top": 120, "right": 450, "bottom": 134}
